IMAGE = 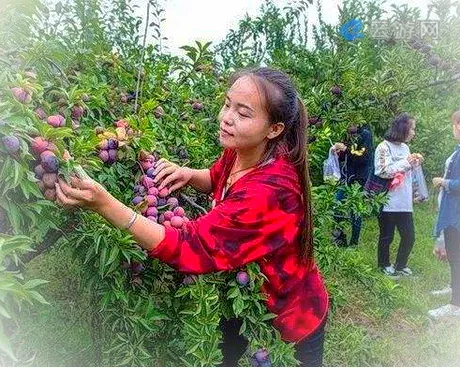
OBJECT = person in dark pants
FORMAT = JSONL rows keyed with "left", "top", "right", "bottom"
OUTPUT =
{"left": 220, "top": 318, "right": 325, "bottom": 367}
{"left": 373, "top": 113, "right": 423, "bottom": 278}
{"left": 332, "top": 124, "right": 374, "bottom": 247}
{"left": 377, "top": 212, "right": 415, "bottom": 272}
{"left": 429, "top": 110, "right": 460, "bottom": 318}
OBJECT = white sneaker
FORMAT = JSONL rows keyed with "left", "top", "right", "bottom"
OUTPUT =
{"left": 428, "top": 304, "right": 460, "bottom": 319}
{"left": 382, "top": 265, "right": 399, "bottom": 279}
{"left": 430, "top": 285, "right": 452, "bottom": 296}
{"left": 397, "top": 267, "right": 413, "bottom": 276}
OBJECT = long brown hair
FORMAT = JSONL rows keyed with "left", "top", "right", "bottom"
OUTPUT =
{"left": 229, "top": 67, "right": 313, "bottom": 261}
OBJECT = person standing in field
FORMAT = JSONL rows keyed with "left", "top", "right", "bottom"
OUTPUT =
{"left": 373, "top": 113, "right": 423, "bottom": 278}
{"left": 331, "top": 123, "right": 374, "bottom": 247}
{"left": 429, "top": 110, "right": 460, "bottom": 319}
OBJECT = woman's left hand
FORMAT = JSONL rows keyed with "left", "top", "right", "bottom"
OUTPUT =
{"left": 55, "top": 176, "right": 109, "bottom": 212}
{"left": 433, "top": 245, "right": 448, "bottom": 262}
{"left": 408, "top": 153, "right": 423, "bottom": 167}
{"left": 413, "top": 153, "right": 424, "bottom": 164}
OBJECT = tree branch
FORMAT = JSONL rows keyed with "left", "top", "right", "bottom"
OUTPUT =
{"left": 134, "top": 1, "right": 151, "bottom": 113}
{"left": 180, "top": 193, "right": 208, "bottom": 215}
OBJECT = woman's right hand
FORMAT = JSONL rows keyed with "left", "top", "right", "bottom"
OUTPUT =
{"left": 153, "top": 158, "right": 193, "bottom": 193}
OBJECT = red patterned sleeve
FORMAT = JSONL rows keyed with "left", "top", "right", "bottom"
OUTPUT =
{"left": 148, "top": 179, "right": 302, "bottom": 274}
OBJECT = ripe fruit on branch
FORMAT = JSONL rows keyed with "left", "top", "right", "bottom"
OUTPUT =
{"left": 164, "top": 211, "right": 174, "bottom": 221}
{"left": 11, "top": 87, "right": 32, "bottom": 104}
{"left": 252, "top": 348, "right": 271, "bottom": 367}
{"left": 115, "top": 119, "right": 129, "bottom": 128}
{"left": 34, "top": 108, "right": 47, "bottom": 120}
{"left": 47, "top": 115, "right": 65, "bottom": 128}
{"left": 71, "top": 105, "right": 85, "bottom": 119}
{"left": 330, "top": 85, "right": 342, "bottom": 96}
{"left": 2, "top": 135, "right": 20, "bottom": 154}
{"left": 236, "top": 271, "right": 249, "bottom": 286}
{"left": 173, "top": 207, "right": 185, "bottom": 217}
{"left": 32, "top": 137, "right": 50, "bottom": 156}
{"left": 146, "top": 167, "right": 155, "bottom": 177}
{"left": 153, "top": 106, "right": 165, "bottom": 118}
{"left": 41, "top": 155, "right": 59, "bottom": 173}
{"left": 34, "top": 164, "right": 45, "bottom": 179}
{"left": 98, "top": 150, "right": 109, "bottom": 163}
{"left": 107, "top": 139, "right": 118, "bottom": 149}
{"left": 44, "top": 189, "right": 57, "bottom": 201}
{"left": 141, "top": 176, "right": 155, "bottom": 188}
{"left": 42, "top": 173, "right": 58, "bottom": 188}
{"left": 192, "top": 102, "right": 204, "bottom": 111}
{"left": 146, "top": 207, "right": 158, "bottom": 217}
{"left": 132, "top": 196, "right": 144, "bottom": 206}
{"left": 146, "top": 195, "right": 158, "bottom": 207}
{"left": 170, "top": 216, "right": 184, "bottom": 228}
{"left": 107, "top": 149, "right": 117, "bottom": 163}
{"left": 167, "top": 197, "right": 179, "bottom": 209}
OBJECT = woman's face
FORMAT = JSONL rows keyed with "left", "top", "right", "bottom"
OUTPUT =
{"left": 452, "top": 120, "right": 460, "bottom": 140}
{"left": 405, "top": 119, "right": 416, "bottom": 142}
{"left": 218, "top": 76, "right": 282, "bottom": 150}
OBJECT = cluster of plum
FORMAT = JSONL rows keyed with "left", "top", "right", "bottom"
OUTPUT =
{"left": 409, "top": 38, "right": 460, "bottom": 72}
{"left": 31, "top": 137, "right": 60, "bottom": 200}
{"left": 132, "top": 151, "right": 189, "bottom": 229}
{"left": 34, "top": 100, "right": 86, "bottom": 131}
{"left": 13, "top": 70, "right": 88, "bottom": 131}
{"left": 96, "top": 120, "right": 135, "bottom": 165}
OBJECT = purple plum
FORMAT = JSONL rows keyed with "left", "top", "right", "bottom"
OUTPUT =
{"left": 41, "top": 155, "right": 59, "bottom": 173}
{"left": 132, "top": 196, "right": 144, "bottom": 206}
{"left": 2, "top": 135, "right": 20, "bottom": 153}
{"left": 236, "top": 271, "right": 249, "bottom": 286}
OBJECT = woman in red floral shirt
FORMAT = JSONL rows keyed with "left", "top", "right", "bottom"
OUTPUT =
{"left": 55, "top": 67, "right": 329, "bottom": 366}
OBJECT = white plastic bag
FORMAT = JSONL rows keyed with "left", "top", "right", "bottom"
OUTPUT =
{"left": 412, "top": 165, "right": 429, "bottom": 202}
{"left": 323, "top": 148, "right": 341, "bottom": 183}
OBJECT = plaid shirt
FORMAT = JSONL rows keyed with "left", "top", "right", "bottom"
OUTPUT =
{"left": 149, "top": 149, "right": 329, "bottom": 342}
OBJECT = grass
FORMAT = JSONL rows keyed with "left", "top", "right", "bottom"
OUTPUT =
{"left": 9, "top": 201, "right": 460, "bottom": 366}
{"left": 10, "top": 245, "right": 96, "bottom": 366}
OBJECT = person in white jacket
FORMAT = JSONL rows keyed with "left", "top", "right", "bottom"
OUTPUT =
{"left": 374, "top": 113, "right": 423, "bottom": 278}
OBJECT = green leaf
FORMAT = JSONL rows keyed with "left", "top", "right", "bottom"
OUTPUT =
{"left": 28, "top": 290, "right": 49, "bottom": 305}
{"left": 239, "top": 319, "right": 247, "bottom": 334}
{"left": 105, "top": 245, "right": 119, "bottom": 267}
{"left": 186, "top": 341, "right": 201, "bottom": 355}
{"left": 23, "top": 279, "right": 49, "bottom": 289}
{"left": 261, "top": 313, "right": 277, "bottom": 321}
{"left": 232, "top": 297, "right": 244, "bottom": 316}
{"left": 0, "top": 305, "right": 11, "bottom": 319}
{"left": 0, "top": 327, "right": 17, "bottom": 361}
